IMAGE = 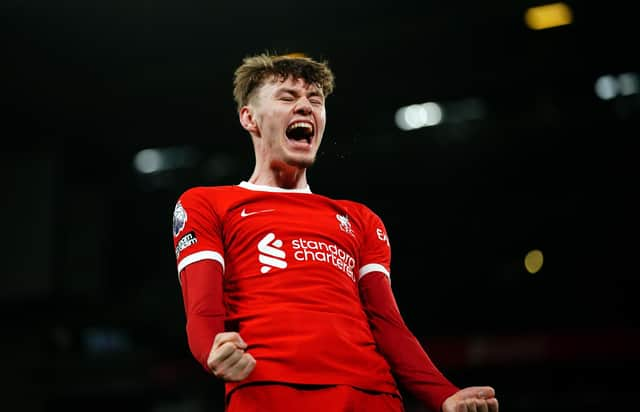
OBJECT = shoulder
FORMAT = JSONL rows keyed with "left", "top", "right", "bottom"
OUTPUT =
{"left": 178, "top": 185, "right": 236, "bottom": 198}
{"left": 173, "top": 185, "right": 243, "bottom": 220}
{"left": 176, "top": 185, "right": 239, "bottom": 204}
{"left": 328, "top": 198, "right": 388, "bottom": 235}
{"left": 335, "top": 198, "right": 382, "bottom": 220}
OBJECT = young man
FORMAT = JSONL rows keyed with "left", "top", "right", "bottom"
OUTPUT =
{"left": 172, "top": 53, "right": 499, "bottom": 412}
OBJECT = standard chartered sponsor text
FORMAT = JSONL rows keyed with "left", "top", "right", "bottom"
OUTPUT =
{"left": 291, "top": 238, "right": 356, "bottom": 281}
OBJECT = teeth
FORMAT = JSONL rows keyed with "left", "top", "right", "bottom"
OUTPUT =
{"left": 287, "top": 122, "right": 313, "bottom": 132}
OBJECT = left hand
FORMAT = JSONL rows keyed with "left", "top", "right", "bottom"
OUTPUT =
{"left": 442, "top": 386, "right": 499, "bottom": 412}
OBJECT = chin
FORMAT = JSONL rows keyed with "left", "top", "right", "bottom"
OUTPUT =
{"left": 283, "top": 150, "right": 316, "bottom": 168}
{"left": 288, "top": 157, "right": 315, "bottom": 169}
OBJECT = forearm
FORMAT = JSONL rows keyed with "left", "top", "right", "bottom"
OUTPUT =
{"left": 375, "top": 325, "right": 458, "bottom": 411}
{"left": 180, "top": 260, "right": 226, "bottom": 371}
{"left": 359, "top": 272, "right": 459, "bottom": 411}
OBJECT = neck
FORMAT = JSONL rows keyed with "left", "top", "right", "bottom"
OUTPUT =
{"left": 248, "top": 160, "right": 308, "bottom": 190}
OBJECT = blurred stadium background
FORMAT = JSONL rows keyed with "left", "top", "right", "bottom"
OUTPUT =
{"left": 2, "top": 0, "right": 638, "bottom": 410}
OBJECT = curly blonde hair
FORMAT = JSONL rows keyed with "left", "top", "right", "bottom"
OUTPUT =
{"left": 233, "top": 52, "right": 335, "bottom": 111}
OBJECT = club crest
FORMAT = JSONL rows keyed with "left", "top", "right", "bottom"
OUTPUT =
{"left": 336, "top": 214, "right": 354, "bottom": 237}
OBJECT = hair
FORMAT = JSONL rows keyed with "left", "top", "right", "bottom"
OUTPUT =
{"left": 233, "top": 52, "right": 335, "bottom": 111}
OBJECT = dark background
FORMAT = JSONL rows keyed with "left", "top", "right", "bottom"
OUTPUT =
{"left": 2, "top": 0, "right": 638, "bottom": 411}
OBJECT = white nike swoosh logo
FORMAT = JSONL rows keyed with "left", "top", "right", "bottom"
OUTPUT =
{"left": 241, "top": 208, "right": 275, "bottom": 217}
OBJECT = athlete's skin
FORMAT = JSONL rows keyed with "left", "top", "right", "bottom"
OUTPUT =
{"left": 240, "top": 77, "right": 325, "bottom": 189}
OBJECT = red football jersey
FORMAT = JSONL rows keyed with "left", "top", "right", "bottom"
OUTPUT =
{"left": 172, "top": 181, "right": 398, "bottom": 397}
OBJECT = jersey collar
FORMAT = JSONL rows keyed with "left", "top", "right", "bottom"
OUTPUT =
{"left": 239, "top": 181, "right": 312, "bottom": 194}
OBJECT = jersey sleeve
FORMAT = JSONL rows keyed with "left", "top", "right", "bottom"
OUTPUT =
{"left": 356, "top": 204, "right": 460, "bottom": 410}
{"left": 172, "top": 187, "right": 225, "bottom": 279}
{"left": 356, "top": 205, "right": 392, "bottom": 281}
{"left": 180, "top": 259, "right": 226, "bottom": 372}
{"left": 359, "top": 272, "right": 459, "bottom": 411}
{"left": 172, "top": 187, "right": 227, "bottom": 372}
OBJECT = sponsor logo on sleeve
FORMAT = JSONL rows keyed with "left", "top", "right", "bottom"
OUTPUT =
{"left": 376, "top": 228, "right": 390, "bottom": 247}
{"left": 175, "top": 231, "right": 197, "bottom": 258}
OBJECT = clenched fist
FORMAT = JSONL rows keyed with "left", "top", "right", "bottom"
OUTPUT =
{"left": 207, "top": 332, "right": 256, "bottom": 382}
{"left": 442, "top": 386, "right": 499, "bottom": 412}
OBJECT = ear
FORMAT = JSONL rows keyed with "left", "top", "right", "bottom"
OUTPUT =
{"left": 239, "top": 106, "right": 258, "bottom": 134}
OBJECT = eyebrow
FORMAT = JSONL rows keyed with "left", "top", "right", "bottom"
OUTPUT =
{"left": 276, "top": 87, "right": 324, "bottom": 98}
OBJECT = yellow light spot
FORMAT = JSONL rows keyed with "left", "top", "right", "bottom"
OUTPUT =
{"left": 525, "top": 3, "right": 573, "bottom": 30}
{"left": 524, "top": 249, "right": 544, "bottom": 274}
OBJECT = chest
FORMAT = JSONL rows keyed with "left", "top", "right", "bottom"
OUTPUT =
{"left": 220, "top": 196, "right": 363, "bottom": 278}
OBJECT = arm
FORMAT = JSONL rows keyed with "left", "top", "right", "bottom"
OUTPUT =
{"left": 359, "top": 272, "right": 498, "bottom": 412}
{"left": 358, "top": 271, "right": 459, "bottom": 411}
{"left": 355, "top": 205, "right": 498, "bottom": 411}
{"left": 180, "top": 259, "right": 255, "bottom": 381}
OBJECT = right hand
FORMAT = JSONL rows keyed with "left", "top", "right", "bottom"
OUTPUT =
{"left": 207, "top": 332, "right": 256, "bottom": 382}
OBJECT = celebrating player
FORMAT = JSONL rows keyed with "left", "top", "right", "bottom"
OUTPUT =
{"left": 172, "top": 52, "right": 499, "bottom": 412}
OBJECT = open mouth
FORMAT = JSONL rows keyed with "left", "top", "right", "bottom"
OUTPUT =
{"left": 285, "top": 121, "right": 314, "bottom": 144}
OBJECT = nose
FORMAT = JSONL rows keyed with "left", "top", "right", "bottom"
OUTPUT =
{"left": 294, "top": 97, "right": 313, "bottom": 115}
